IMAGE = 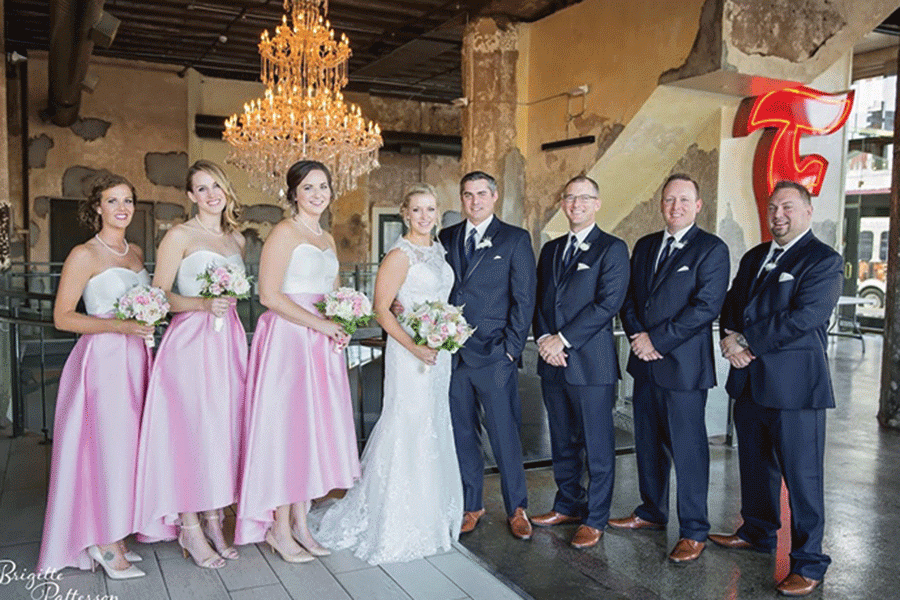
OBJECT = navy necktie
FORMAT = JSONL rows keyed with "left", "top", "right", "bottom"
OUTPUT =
{"left": 465, "top": 228, "right": 477, "bottom": 257}
{"left": 655, "top": 236, "right": 674, "bottom": 274}
{"left": 562, "top": 235, "right": 578, "bottom": 270}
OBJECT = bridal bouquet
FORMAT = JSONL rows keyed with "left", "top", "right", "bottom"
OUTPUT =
{"left": 400, "top": 300, "right": 475, "bottom": 353}
{"left": 196, "top": 262, "right": 253, "bottom": 331}
{"left": 114, "top": 285, "right": 170, "bottom": 348}
{"left": 315, "top": 288, "right": 375, "bottom": 350}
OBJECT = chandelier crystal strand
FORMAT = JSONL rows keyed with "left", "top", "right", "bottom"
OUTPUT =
{"left": 223, "top": 0, "right": 382, "bottom": 196}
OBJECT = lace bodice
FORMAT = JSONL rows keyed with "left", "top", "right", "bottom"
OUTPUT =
{"left": 392, "top": 237, "right": 454, "bottom": 309}
{"left": 282, "top": 244, "right": 339, "bottom": 294}
{"left": 83, "top": 267, "right": 150, "bottom": 316}
{"left": 175, "top": 250, "right": 245, "bottom": 297}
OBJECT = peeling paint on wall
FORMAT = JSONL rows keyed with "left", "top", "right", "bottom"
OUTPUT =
{"left": 28, "top": 134, "right": 54, "bottom": 168}
{"left": 813, "top": 219, "right": 837, "bottom": 248}
{"left": 70, "top": 117, "right": 112, "bottom": 141}
{"left": 659, "top": 0, "right": 724, "bottom": 84}
{"left": 727, "top": 0, "right": 845, "bottom": 62}
{"left": 242, "top": 204, "right": 285, "bottom": 224}
{"left": 62, "top": 166, "right": 103, "bottom": 198}
{"left": 145, "top": 151, "right": 189, "bottom": 189}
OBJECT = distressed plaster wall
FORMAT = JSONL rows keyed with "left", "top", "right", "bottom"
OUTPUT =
{"left": 512, "top": 0, "right": 707, "bottom": 247}
{"left": 27, "top": 53, "right": 188, "bottom": 264}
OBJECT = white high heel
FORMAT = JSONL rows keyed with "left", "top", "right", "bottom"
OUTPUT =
{"left": 87, "top": 545, "right": 146, "bottom": 580}
{"left": 123, "top": 551, "right": 142, "bottom": 562}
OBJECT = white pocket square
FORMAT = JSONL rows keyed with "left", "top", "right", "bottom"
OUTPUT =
{"left": 577, "top": 262, "right": 590, "bottom": 270}
{"left": 493, "top": 255, "right": 502, "bottom": 260}
{"left": 778, "top": 272, "right": 795, "bottom": 282}
{"left": 676, "top": 265, "right": 690, "bottom": 272}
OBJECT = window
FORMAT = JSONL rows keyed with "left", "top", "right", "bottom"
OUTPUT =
{"left": 858, "top": 231, "right": 873, "bottom": 262}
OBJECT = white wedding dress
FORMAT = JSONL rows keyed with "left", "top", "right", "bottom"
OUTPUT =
{"left": 313, "top": 237, "right": 463, "bottom": 564}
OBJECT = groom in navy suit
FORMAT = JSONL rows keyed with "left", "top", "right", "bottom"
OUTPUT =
{"left": 529, "top": 175, "right": 629, "bottom": 549}
{"left": 609, "top": 174, "right": 729, "bottom": 563}
{"left": 438, "top": 171, "right": 537, "bottom": 540}
{"left": 711, "top": 180, "right": 842, "bottom": 597}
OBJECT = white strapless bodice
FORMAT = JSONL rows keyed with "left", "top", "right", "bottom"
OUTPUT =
{"left": 175, "top": 250, "right": 245, "bottom": 297}
{"left": 282, "top": 244, "right": 339, "bottom": 294}
{"left": 83, "top": 267, "right": 150, "bottom": 316}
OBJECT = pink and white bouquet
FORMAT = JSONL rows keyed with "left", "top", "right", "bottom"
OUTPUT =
{"left": 315, "top": 287, "right": 375, "bottom": 349}
{"left": 196, "top": 262, "right": 253, "bottom": 331}
{"left": 400, "top": 300, "right": 475, "bottom": 354}
{"left": 114, "top": 285, "right": 170, "bottom": 348}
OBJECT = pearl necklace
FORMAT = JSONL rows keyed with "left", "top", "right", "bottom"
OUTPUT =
{"left": 195, "top": 216, "right": 224, "bottom": 236}
{"left": 95, "top": 234, "right": 129, "bottom": 257}
{"left": 294, "top": 215, "right": 323, "bottom": 236}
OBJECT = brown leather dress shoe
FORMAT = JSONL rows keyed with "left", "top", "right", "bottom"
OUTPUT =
{"left": 707, "top": 533, "right": 753, "bottom": 549}
{"left": 776, "top": 573, "right": 821, "bottom": 596}
{"left": 460, "top": 509, "right": 486, "bottom": 534}
{"left": 529, "top": 510, "right": 581, "bottom": 527}
{"left": 570, "top": 525, "right": 602, "bottom": 549}
{"left": 607, "top": 512, "right": 665, "bottom": 530}
{"left": 508, "top": 507, "right": 532, "bottom": 540}
{"left": 668, "top": 538, "right": 705, "bottom": 562}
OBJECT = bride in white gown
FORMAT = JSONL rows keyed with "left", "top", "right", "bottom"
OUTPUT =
{"left": 314, "top": 183, "right": 462, "bottom": 564}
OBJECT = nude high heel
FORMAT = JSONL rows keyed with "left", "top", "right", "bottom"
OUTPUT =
{"left": 87, "top": 545, "right": 146, "bottom": 580}
{"left": 202, "top": 513, "right": 239, "bottom": 560}
{"left": 178, "top": 523, "right": 226, "bottom": 569}
{"left": 265, "top": 529, "right": 314, "bottom": 563}
{"left": 291, "top": 524, "right": 331, "bottom": 557}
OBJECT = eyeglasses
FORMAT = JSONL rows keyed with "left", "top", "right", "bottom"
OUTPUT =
{"left": 562, "top": 194, "right": 598, "bottom": 205}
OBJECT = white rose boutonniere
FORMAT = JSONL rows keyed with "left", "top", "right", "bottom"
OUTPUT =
{"left": 578, "top": 241, "right": 591, "bottom": 252}
{"left": 764, "top": 261, "right": 777, "bottom": 271}
{"left": 475, "top": 236, "right": 492, "bottom": 250}
{"left": 671, "top": 240, "right": 686, "bottom": 251}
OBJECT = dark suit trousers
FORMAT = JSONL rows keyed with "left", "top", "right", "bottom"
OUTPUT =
{"left": 450, "top": 358, "right": 527, "bottom": 517}
{"left": 632, "top": 382, "right": 710, "bottom": 540}
{"left": 541, "top": 379, "right": 615, "bottom": 530}
{"left": 733, "top": 390, "right": 831, "bottom": 579}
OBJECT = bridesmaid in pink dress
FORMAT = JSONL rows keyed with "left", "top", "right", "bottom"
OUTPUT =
{"left": 38, "top": 173, "right": 154, "bottom": 579}
{"left": 236, "top": 160, "right": 360, "bottom": 562}
{"left": 135, "top": 160, "right": 247, "bottom": 569}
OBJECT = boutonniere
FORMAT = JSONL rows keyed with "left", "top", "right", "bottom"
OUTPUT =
{"left": 671, "top": 240, "right": 686, "bottom": 251}
{"left": 578, "top": 241, "right": 591, "bottom": 252}
{"left": 764, "top": 261, "right": 777, "bottom": 271}
{"left": 475, "top": 237, "right": 492, "bottom": 250}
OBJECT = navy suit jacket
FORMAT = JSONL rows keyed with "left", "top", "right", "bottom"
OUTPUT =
{"left": 439, "top": 217, "right": 536, "bottom": 368}
{"left": 720, "top": 230, "right": 842, "bottom": 409}
{"left": 533, "top": 226, "right": 629, "bottom": 387}
{"left": 620, "top": 225, "right": 729, "bottom": 391}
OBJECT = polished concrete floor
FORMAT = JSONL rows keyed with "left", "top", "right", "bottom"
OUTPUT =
{"left": 460, "top": 334, "right": 897, "bottom": 600}
{"left": 1, "top": 333, "right": 895, "bottom": 599}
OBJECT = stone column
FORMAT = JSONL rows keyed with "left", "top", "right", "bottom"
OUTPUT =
{"left": 877, "top": 43, "right": 900, "bottom": 429}
{"left": 460, "top": 18, "right": 525, "bottom": 226}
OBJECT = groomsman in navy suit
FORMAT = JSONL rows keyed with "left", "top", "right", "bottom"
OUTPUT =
{"left": 711, "top": 180, "right": 841, "bottom": 597}
{"left": 529, "top": 175, "right": 629, "bottom": 549}
{"left": 609, "top": 174, "right": 729, "bottom": 563}
{"left": 438, "top": 171, "right": 537, "bottom": 540}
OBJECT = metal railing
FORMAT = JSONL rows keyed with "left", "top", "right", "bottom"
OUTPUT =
{"left": 1, "top": 260, "right": 384, "bottom": 440}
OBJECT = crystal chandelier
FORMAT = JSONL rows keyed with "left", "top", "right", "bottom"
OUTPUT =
{"left": 223, "top": 0, "right": 382, "bottom": 195}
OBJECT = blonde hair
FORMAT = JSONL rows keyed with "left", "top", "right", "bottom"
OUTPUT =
{"left": 187, "top": 160, "right": 242, "bottom": 232}
{"left": 400, "top": 183, "right": 439, "bottom": 217}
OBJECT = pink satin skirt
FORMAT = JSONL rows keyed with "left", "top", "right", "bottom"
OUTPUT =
{"left": 235, "top": 293, "right": 360, "bottom": 545}
{"left": 37, "top": 326, "right": 151, "bottom": 572}
{"left": 135, "top": 307, "right": 248, "bottom": 542}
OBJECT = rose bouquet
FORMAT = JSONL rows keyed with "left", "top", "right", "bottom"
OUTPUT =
{"left": 399, "top": 300, "right": 475, "bottom": 354}
{"left": 315, "top": 287, "right": 375, "bottom": 350}
{"left": 196, "top": 262, "right": 253, "bottom": 331}
{"left": 114, "top": 285, "right": 170, "bottom": 348}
